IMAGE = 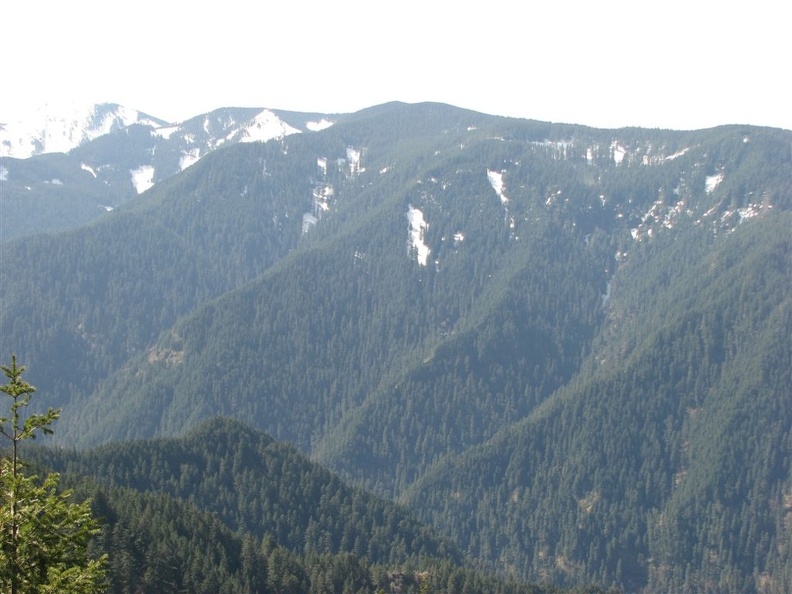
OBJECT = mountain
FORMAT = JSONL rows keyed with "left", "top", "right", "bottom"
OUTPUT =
{"left": 403, "top": 211, "right": 791, "bottom": 591}
{"left": 1, "top": 102, "right": 790, "bottom": 593}
{"left": 0, "top": 102, "right": 167, "bottom": 158}
{"left": 33, "top": 418, "right": 577, "bottom": 594}
{"left": 35, "top": 417, "right": 458, "bottom": 564}
{"left": 0, "top": 103, "right": 337, "bottom": 241}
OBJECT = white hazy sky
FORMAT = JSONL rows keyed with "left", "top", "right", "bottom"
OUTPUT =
{"left": 2, "top": 0, "right": 790, "bottom": 131}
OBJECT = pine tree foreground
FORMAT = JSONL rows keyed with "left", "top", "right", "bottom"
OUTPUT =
{"left": 1, "top": 355, "right": 107, "bottom": 594}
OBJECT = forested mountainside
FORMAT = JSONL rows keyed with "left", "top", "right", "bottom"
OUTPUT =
{"left": 32, "top": 418, "right": 593, "bottom": 594}
{"left": 38, "top": 418, "right": 457, "bottom": 563}
{"left": 1, "top": 102, "right": 790, "bottom": 592}
{"left": 405, "top": 214, "right": 792, "bottom": 593}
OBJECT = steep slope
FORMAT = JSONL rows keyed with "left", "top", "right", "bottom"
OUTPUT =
{"left": 1, "top": 103, "right": 790, "bottom": 593}
{"left": 62, "top": 106, "right": 616, "bottom": 481}
{"left": 59, "top": 111, "right": 791, "bottom": 499}
{"left": 0, "top": 138, "right": 322, "bottom": 412}
{"left": 1, "top": 102, "right": 505, "bottom": 443}
{"left": 403, "top": 213, "right": 791, "bottom": 592}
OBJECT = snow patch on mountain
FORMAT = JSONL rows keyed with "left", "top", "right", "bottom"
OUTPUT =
{"left": 631, "top": 195, "right": 693, "bottom": 241}
{"left": 611, "top": 141, "right": 627, "bottom": 165}
{"left": 313, "top": 184, "right": 333, "bottom": 212}
{"left": 737, "top": 205, "right": 760, "bottom": 221}
{"left": 487, "top": 169, "right": 516, "bottom": 233}
{"left": 0, "top": 166, "right": 8, "bottom": 181}
{"left": 487, "top": 170, "right": 508, "bottom": 205}
{"left": 706, "top": 172, "right": 724, "bottom": 193}
{"left": 81, "top": 163, "right": 98, "bottom": 178}
{"left": 180, "top": 149, "right": 201, "bottom": 171}
{"left": 307, "top": 119, "right": 334, "bottom": 131}
{"left": 152, "top": 125, "right": 179, "bottom": 140}
{"left": 407, "top": 205, "right": 431, "bottom": 266}
{"left": 718, "top": 202, "right": 766, "bottom": 233}
{"left": 303, "top": 180, "right": 335, "bottom": 235}
{"left": 130, "top": 165, "right": 155, "bottom": 194}
{"left": 665, "top": 148, "right": 690, "bottom": 161}
{"left": 346, "top": 147, "right": 363, "bottom": 175}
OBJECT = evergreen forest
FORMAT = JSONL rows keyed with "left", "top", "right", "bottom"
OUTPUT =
{"left": 1, "top": 101, "right": 790, "bottom": 593}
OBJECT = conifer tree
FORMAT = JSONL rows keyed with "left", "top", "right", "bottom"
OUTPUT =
{"left": 0, "top": 355, "right": 107, "bottom": 594}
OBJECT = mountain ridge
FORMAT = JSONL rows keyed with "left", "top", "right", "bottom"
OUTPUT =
{"left": 35, "top": 415, "right": 461, "bottom": 564}
{"left": 0, "top": 102, "right": 167, "bottom": 158}
{"left": 0, "top": 102, "right": 340, "bottom": 242}
{"left": 1, "top": 101, "right": 789, "bottom": 592}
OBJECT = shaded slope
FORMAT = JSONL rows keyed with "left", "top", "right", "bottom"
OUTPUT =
{"left": 1, "top": 103, "right": 790, "bottom": 593}
{"left": 67, "top": 113, "right": 625, "bottom": 498}
{"left": 1, "top": 137, "right": 327, "bottom": 424}
{"left": 39, "top": 417, "right": 459, "bottom": 565}
{"left": 403, "top": 213, "right": 792, "bottom": 593}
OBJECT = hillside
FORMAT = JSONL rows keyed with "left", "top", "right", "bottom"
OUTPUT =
{"left": 1, "top": 102, "right": 790, "bottom": 592}
{"left": 33, "top": 418, "right": 583, "bottom": 594}
{"left": 36, "top": 417, "right": 457, "bottom": 563}
{"left": 404, "top": 213, "right": 791, "bottom": 592}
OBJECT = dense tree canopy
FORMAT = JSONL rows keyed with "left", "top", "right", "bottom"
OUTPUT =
{"left": 1, "top": 103, "right": 790, "bottom": 592}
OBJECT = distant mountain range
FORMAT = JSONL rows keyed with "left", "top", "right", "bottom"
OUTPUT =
{"left": 0, "top": 101, "right": 337, "bottom": 159}
{"left": 0, "top": 102, "right": 336, "bottom": 241}
{"left": 0, "top": 102, "right": 167, "bottom": 158}
{"left": 2, "top": 101, "right": 790, "bottom": 593}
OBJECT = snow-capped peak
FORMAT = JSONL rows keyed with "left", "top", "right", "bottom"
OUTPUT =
{"left": 237, "top": 109, "right": 301, "bottom": 143}
{"left": 0, "top": 102, "right": 167, "bottom": 158}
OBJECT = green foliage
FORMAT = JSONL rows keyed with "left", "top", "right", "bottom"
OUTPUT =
{"left": 33, "top": 420, "right": 598, "bottom": 594}
{"left": 405, "top": 213, "right": 792, "bottom": 593}
{"left": 37, "top": 417, "right": 458, "bottom": 565}
{"left": 0, "top": 356, "right": 107, "bottom": 594}
{"left": 1, "top": 104, "right": 791, "bottom": 593}
{"left": 0, "top": 467, "right": 106, "bottom": 594}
